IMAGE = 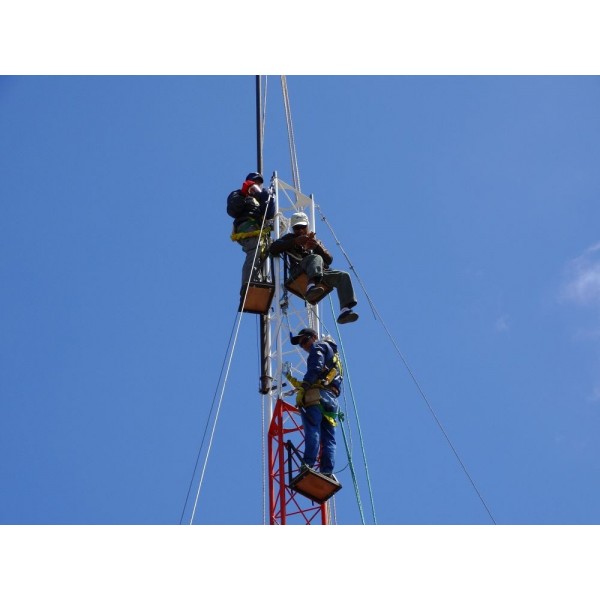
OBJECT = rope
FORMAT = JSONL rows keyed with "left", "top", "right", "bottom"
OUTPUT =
{"left": 296, "top": 298, "right": 374, "bottom": 524}
{"left": 328, "top": 295, "right": 378, "bottom": 524}
{"left": 261, "top": 356, "right": 267, "bottom": 525}
{"left": 327, "top": 490, "right": 338, "bottom": 525}
{"left": 339, "top": 415, "right": 366, "bottom": 525}
{"left": 281, "top": 76, "right": 301, "bottom": 192}
{"left": 259, "top": 75, "right": 268, "bottom": 525}
{"left": 315, "top": 205, "right": 497, "bottom": 525}
{"left": 184, "top": 199, "right": 272, "bottom": 525}
{"left": 185, "top": 306, "right": 245, "bottom": 524}
{"left": 261, "top": 76, "right": 268, "bottom": 161}
{"left": 179, "top": 310, "right": 239, "bottom": 524}
{"left": 254, "top": 315, "right": 266, "bottom": 525}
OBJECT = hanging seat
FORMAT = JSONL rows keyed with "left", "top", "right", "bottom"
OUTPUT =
{"left": 289, "top": 466, "right": 342, "bottom": 504}
{"left": 239, "top": 281, "right": 275, "bottom": 314}
{"left": 284, "top": 272, "right": 332, "bottom": 306}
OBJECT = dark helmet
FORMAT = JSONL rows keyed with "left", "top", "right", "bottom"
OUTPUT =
{"left": 291, "top": 327, "right": 318, "bottom": 345}
{"left": 245, "top": 172, "right": 264, "bottom": 184}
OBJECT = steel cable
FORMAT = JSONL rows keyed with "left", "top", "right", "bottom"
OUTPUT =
{"left": 316, "top": 205, "right": 497, "bottom": 525}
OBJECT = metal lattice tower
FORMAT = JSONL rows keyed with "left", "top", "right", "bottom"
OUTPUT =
{"left": 263, "top": 174, "right": 335, "bottom": 525}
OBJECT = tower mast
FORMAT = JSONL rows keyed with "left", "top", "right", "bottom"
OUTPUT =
{"left": 250, "top": 76, "right": 341, "bottom": 524}
{"left": 257, "top": 75, "right": 272, "bottom": 396}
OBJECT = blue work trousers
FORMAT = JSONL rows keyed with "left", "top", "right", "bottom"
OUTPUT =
{"left": 300, "top": 388, "right": 339, "bottom": 474}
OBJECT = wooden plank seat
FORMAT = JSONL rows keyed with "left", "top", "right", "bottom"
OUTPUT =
{"left": 284, "top": 272, "right": 333, "bottom": 305}
{"left": 239, "top": 281, "right": 275, "bottom": 314}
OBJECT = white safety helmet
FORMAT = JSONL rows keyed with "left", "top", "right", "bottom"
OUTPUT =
{"left": 290, "top": 212, "right": 309, "bottom": 228}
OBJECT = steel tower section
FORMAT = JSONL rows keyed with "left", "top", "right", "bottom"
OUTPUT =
{"left": 265, "top": 173, "right": 329, "bottom": 525}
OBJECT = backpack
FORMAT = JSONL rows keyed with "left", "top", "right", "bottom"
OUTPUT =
{"left": 227, "top": 190, "right": 246, "bottom": 218}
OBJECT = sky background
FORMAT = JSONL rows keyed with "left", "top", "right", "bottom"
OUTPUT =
{"left": 2, "top": 70, "right": 600, "bottom": 596}
{"left": 3, "top": 74, "right": 600, "bottom": 527}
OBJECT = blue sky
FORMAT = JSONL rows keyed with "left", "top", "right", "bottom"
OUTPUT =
{"left": 3, "top": 75, "right": 600, "bottom": 528}
{"left": 2, "top": 3, "right": 600, "bottom": 593}
{"left": 2, "top": 73, "right": 600, "bottom": 593}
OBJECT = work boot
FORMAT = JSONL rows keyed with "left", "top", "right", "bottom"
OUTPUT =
{"left": 337, "top": 308, "right": 359, "bottom": 324}
{"left": 305, "top": 284, "right": 325, "bottom": 303}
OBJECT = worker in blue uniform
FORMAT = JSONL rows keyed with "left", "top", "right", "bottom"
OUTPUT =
{"left": 291, "top": 327, "right": 342, "bottom": 480}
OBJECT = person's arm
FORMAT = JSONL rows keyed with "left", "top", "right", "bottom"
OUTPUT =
{"left": 312, "top": 237, "right": 333, "bottom": 266}
{"left": 303, "top": 346, "right": 326, "bottom": 386}
{"left": 248, "top": 185, "right": 275, "bottom": 221}
{"left": 269, "top": 233, "right": 296, "bottom": 256}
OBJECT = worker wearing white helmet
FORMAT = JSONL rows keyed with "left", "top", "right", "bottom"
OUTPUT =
{"left": 270, "top": 212, "right": 358, "bottom": 324}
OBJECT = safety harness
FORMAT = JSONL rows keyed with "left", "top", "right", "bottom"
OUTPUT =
{"left": 285, "top": 344, "right": 343, "bottom": 426}
{"left": 230, "top": 226, "right": 272, "bottom": 242}
{"left": 230, "top": 223, "right": 272, "bottom": 278}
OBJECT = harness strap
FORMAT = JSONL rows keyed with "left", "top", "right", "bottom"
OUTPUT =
{"left": 318, "top": 405, "right": 338, "bottom": 427}
{"left": 230, "top": 227, "right": 272, "bottom": 242}
{"left": 285, "top": 372, "right": 339, "bottom": 395}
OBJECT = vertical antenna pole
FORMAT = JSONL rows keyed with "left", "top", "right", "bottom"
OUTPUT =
{"left": 257, "top": 75, "right": 272, "bottom": 395}
{"left": 256, "top": 75, "right": 262, "bottom": 168}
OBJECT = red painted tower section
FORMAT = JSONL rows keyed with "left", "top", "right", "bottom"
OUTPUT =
{"left": 268, "top": 399, "right": 327, "bottom": 525}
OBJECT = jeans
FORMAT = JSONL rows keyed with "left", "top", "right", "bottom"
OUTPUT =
{"left": 300, "top": 388, "right": 339, "bottom": 474}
